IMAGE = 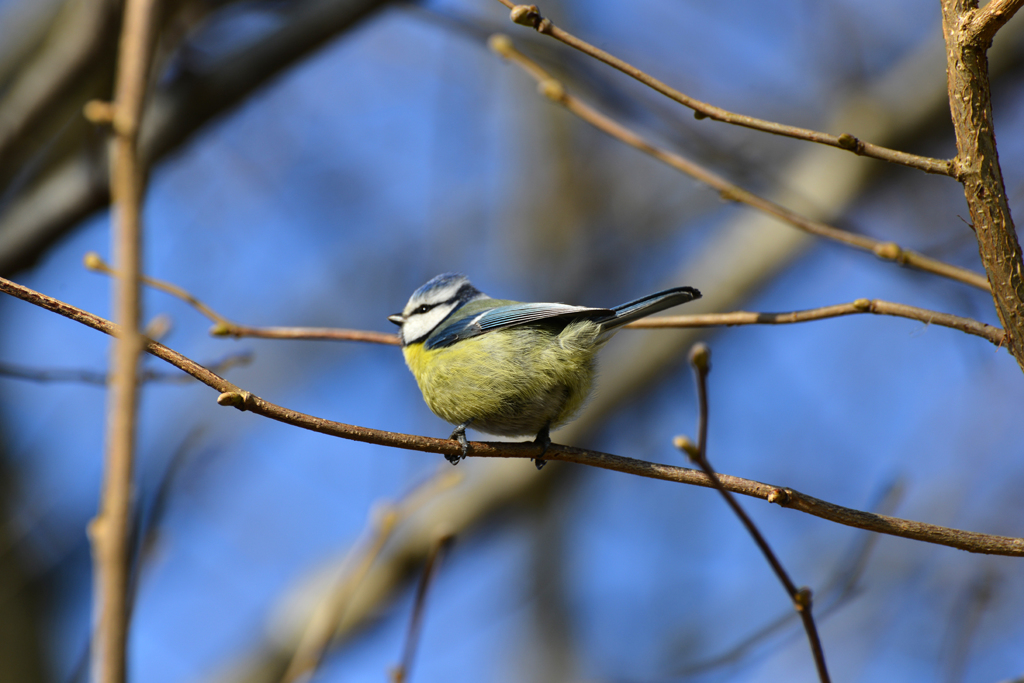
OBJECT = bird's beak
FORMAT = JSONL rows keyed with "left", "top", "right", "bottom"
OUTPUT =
{"left": 387, "top": 314, "right": 404, "bottom": 326}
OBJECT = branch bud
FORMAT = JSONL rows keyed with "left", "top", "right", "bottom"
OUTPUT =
{"left": 837, "top": 133, "right": 859, "bottom": 150}
{"left": 873, "top": 241, "right": 903, "bottom": 262}
{"left": 688, "top": 342, "right": 711, "bottom": 373}
{"left": 673, "top": 435, "right": 700, "bottom": 459}
{"left": 217, "top": 391, "right": 252, "bottom": 410}
{"left": 83, "top": 99, "right": 115, "bottom": 125}
{"left": 83, "top": 251, "right": 108, "bottom": 272}
{"left": 510, "top": 4, "right": 541, "bottom": 27}
{"left": 488, "top": 33, "right": 514, "bottom": 57}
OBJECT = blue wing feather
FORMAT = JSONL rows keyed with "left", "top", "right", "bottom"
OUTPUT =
{"left": 426, "top": 303, "right": 612, "bottom": 349}
{"left": 423, "top": 286, "right": 701, "bottom": 349}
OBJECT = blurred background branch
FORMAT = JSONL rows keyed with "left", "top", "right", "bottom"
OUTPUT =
{"left": 1, "top": 1, "right": 1023, "bottom": 682}
{"left": 0, "top": 0, "right": 392, "bottom": 276}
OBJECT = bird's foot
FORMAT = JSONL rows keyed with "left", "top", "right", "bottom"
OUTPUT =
{"left": 533, "top": 425, "right": 551, "bottom": 470}
{"left": 447, "top": 419, "right": 474, "bottom": 465}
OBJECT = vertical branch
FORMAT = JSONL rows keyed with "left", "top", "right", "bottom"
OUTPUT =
{"left": 680, "top": 344, "right": 831, "bottom": 683}
{"left": 390, "top": 533, "right": 455, "bottom": 683}
{"left": 941, "top": 0, "right": 1024, "bottom": 373}
{"left": 86, "top": 1, "right": 160, "bottom": 682}
{"left": 280, "top": 507, "right": 401, "bottom": 683}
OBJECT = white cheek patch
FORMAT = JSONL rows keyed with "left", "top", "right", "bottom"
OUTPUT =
{"left": 402, "top": 304, "right": 456, "bottom": 344}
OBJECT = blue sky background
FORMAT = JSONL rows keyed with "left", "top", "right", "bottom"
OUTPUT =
{"left": 1, "top": 0, "right": 1023, "bottom": 682}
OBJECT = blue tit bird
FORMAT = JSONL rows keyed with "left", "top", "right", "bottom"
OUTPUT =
{"left": 388, "top": 273, "right": 701, "bottom": 468}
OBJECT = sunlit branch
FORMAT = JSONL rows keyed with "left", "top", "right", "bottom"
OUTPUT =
{"left": 490, "top": 2, "right": 951, "bottom": 176}
{"left": 84, "top": 252, "right": 402, "bottom": 345}
{"left": 941, "top": 0, "right": 1024, "bottom": 373}
{"left": 85, "top": 253, "right": 1001, "bottom": 348}
{"left": 964, "top": 0, "right": 1024, "bottom": 45}
{"left": 488, "top": 35, "right": 990, "bottom": 293}
{"left": 3, "top": 276, "right": 1022, "bottom": 557}
{"left": 628, "top": 299, "right": 1005, "bottom": 347}
{"left": 83, "top": 1, "right": 160, "bottom": 681}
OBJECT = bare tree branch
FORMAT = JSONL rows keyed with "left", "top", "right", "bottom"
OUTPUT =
{"left": 0, "top": 0, "right": 391, "bottom": 275}
{"left": 489, "top": 35, "right": 992, "bottom": 292}
{"left": 964, "top": 0, "right": 1024, "bottom": 45}
{"left": 86, "top": 252, "right": 1005, "bottom": 346}
{"left": 490, "top": 1, "right": 951, "bottom": 175}
{"left": 87, "top": 1, "right": 159, "bottom": 681}
{"left": 941, "top": 0, "right": 1024, "bottom": 373}
{"left": 631, "top": 300, "right": 1005, "bottom": 347}
{"left": 681, "top": 344, "right": 830, "bottom": 682}
{"left": 2, "top": 275, "right": 1023, "bottom": 557}
{"left": 0, "top": 0, "right": 120, "bottom": 186}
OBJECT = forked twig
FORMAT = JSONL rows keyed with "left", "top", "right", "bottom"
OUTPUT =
{"left": 673, "top": 480, "right": 901, "bottom": 675}
{"left": 488, "top": 35, "right": 991, "bottom": 293}
{"left": 678, "top": 343, "right": 830, "bottom": 682}
{"left": 85, "top": 252, "right": 401, "bottom": 345}
{"left": 492, "top": 2, "right": 951, "bottom": 175}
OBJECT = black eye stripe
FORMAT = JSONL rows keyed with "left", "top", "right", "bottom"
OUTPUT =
{"left": 406, "top": 281, "right": 482, "bottom": 319}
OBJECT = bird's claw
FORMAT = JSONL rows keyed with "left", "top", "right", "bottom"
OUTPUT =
{"left": 447, "top": 420, "right": 473, "bottom": 465}
{"left": 533, "top": 425, "right": 551, "bottom": 470}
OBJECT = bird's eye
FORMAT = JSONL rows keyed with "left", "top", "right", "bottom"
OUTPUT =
{"left": 415, "top": 304, "right": 433, "bottom": 314}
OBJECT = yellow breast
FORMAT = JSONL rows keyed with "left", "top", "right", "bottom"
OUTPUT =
{"left": 401, "top": 322, "right": 603, "bottom": 437}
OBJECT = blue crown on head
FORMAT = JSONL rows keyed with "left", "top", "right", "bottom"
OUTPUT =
{"left": 414, "top": 272, "right": 469, "bottom": 299}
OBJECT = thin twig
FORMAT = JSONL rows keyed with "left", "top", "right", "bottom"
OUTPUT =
{"left": 212, "top": 324, "right": 400, "bottom": 344}
{"left": 491, "top": 2, "right": 951, "bottom": 176}
{"left": 627, "top": 299, "right": 1005, "bottom": 347}
{"left": 679, "top": 343, "right": 830, "bottom": 682}
{"left": 391, "top": 532, "right": 455, "bottom": 683}
{"left": 84, "top": 252, "right": 402, "bottom": 345}
{"left": 488, "top": 35, "right": 991, "bottom": 293}
{"left": 674, "top": 480, "right": 903, "bottom": 676}
{"left": 86, "top": 2, "right": 160, "bottom": 683}
{"left": 3, "top": 276, "right": 1022, "bottom": 556}
{"left": 86, "top": 249, "right": 1002, "bottom": 348}
{"left": 84, "top": 252, "right": 234, "bottom": 327}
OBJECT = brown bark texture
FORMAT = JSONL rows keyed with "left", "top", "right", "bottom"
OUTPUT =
{"left": 942, "top": 0, "right": 1024, "bottom": 373}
